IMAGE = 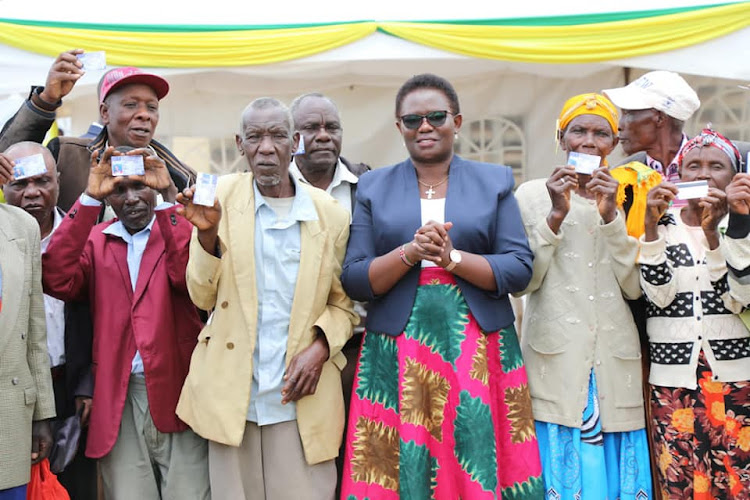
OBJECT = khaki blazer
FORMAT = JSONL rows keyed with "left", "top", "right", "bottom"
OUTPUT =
{"left": 176, "top": 173, "right": 357, "bottom": 465}
{"left": 0, "top": 204, "right": 56, "bottom": 489}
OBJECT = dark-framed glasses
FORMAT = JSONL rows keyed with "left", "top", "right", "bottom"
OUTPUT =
{"left": 400, "top": 110, "right": 452, "bottom": 130}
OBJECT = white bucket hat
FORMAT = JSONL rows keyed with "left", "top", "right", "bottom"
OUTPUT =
{"left": 603, "top": 71, "right": 700, "bottom": 121}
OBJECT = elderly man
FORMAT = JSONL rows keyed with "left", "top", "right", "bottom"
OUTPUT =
{"left": 41, "top": 147, "right": 209, "bottom": 499}
{"left": 289, "top": 93, "right": 369, "bottom": 212}
{"left": 176, "top": 97, "right": 357, "bottom": 500}
{"left": 2, "top": 142, "right": 97, "bottom": 499}
{"left": 603, "top": 70, "right": 701, "bottom": 182}
{"left": 0, "top": 49, "right": 195, "bottom": 212}
{"left": 289, "top": 92, "right": 369, "bottom": 486}
{"left": 0, "top": 154, "right": 55, "bottom": 500}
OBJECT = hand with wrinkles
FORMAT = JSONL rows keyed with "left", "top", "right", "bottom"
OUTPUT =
{"left": 545, "top": 165, "right": 578, "bottom": 233}
{"left": 281, "top": 330, "right": 329, "bottom": 404}
{"left": 585, "top": 167, "right": 619, "bottom": 224}
{"left": 726, "top": 173, "right": 750, "bottom": 215}
{"left": 39, "top": 49, "right": 85, "bottom": 104}
{"left": 644, "top": 182, "right": 678, "bottom": 242}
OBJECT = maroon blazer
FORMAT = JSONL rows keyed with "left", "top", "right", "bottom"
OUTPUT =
{"left": 42, "top": 200, "right": 202, "bottom": 458}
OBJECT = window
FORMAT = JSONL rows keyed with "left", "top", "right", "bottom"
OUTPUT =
{"left": 453, "top": 116, "right": 526, "bottom": 185}
{"left": 689, "top": 85, "right": 750, "bottom": 142}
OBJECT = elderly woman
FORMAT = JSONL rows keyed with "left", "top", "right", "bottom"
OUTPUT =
{"left": 515, "top": 93, "right": 652, "bottom": 499}
{"left": 340, "top": 74, "right": 543, "bottom": 499}
{"left": 640, "top": 128, "right": 750, "bottom": 498}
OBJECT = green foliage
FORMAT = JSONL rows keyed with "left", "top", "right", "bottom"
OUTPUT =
{"left": 501, "top": 475, "right": 545, "bottom": 500}
{"left": 399, "top": 440, "right": 438, "bottom": 500}
{"left": 454, "top": 390, "right": 498, "bottom": 493}
{"left": 499, "top": 327, "right": 523, "bottom": 373}
{"left": 355, "top": 333, "right": 399, "bottom": 412}
{"left": 405, "top": 284, "right": 468, "bottom": 368}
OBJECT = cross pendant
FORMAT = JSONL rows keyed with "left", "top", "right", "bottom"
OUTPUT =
{"left": 425, "top": 186, "right": 435, "bottom": 199}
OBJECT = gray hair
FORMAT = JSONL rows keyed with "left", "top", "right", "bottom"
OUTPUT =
{"left": 289, "top": 93, "right": 340, "bottom": 128}
{"left": 240, "top": 97, "right": 293, "bottom": 133}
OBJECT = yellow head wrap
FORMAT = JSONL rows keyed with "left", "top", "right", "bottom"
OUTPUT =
{"left": 556, "top": 93, "right": 619, "bottom": 139}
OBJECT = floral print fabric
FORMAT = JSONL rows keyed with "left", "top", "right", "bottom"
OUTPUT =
{"left": 650, "top": 351, "right": 750, "bottom": 499}
{"left": 340, "top": 267, "right": 543, "bottom": 499}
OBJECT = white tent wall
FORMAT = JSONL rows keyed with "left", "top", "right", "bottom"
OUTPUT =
{"left": 39, "top": 62, "right": 748, "bottom": 183}
{"left": 1, "top": 1, "right": 748, "bottom": 181}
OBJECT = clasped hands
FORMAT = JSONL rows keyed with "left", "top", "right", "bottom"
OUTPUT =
{"left": 403, "top": 220, "right": 455, "bottom": 268}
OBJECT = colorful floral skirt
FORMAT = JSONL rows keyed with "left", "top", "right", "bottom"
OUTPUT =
{"left": 650, "top": 351, "right": 750, "bottom": 499}
{"left": 535, "top": 371, "right": 652, "bottom": 499}
{"left": 340, "top": 267, "right": 544, "bottom": 499}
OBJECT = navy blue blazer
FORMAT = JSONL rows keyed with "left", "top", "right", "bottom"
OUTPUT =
{"left": 342, "top": 155, "right": 533, "bottom": 336}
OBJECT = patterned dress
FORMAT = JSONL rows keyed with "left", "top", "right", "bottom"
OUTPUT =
{"left": 340, "top": 267, "right": 544, "bottom": 499}
{"left": 650, "top": 352, "right": 750, "bottom": 499}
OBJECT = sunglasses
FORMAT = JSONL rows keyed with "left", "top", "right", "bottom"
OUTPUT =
{"left": 400, "top": 110, "right": 452, "bottom": 130}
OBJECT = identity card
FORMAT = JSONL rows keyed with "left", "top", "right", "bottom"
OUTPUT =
{"left": 676, "top": 180, "right": 709, "bottom": 200}
{"left": 567, "top": 151, "right": 600, "bottom": 175}
{"left": 12, "top": 154, "right": 47, "bottom": 180}
{"left": 111, "top": 155, "right": 145, "bottom": 176}
{"left": 193, "top": 173, "right": 218, "bottom": 206}
{"left": 77, "top": 51, "right": 107, "bottom": 71}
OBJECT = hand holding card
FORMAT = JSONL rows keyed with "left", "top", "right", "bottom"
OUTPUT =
{"left": 12, "top": 154, "right": 47, "bottom": 180}
{"left": 568, "top": 152, "right": 601, "bottom": 175}
{"left": 76, "top": 51, "right": 107, "bottom": 71}
{"left": 111, "top": 155, "right": 145, "bottom": 177}
{"left": 675, "top": 180, "right": 709, "bottom": 200}
{"left": 193, "top": 173, "right": 218, "bottom": 206}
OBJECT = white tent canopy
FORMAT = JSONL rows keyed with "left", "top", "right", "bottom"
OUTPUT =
{"left": 1, "top": 0, "right": 748, "bottom": 178}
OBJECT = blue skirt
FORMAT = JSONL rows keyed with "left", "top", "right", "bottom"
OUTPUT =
{"left": 535, "top": 371, "right": 652, "bottom": 500}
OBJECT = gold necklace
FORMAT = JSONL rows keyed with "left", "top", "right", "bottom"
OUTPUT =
{"left": 417, "top": 175, "right": 448, "bottom": 199}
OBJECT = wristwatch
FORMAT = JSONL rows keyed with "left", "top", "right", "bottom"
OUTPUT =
{"left": 444, "top": 249, "right": 462, "bottom": 272}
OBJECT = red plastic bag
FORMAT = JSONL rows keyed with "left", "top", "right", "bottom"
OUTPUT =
{"left": 26, "top": 459, "right": 70, "bottom": 500}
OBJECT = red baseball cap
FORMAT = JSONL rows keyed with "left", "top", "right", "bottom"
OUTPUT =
{"left": 98, "top": 67, "right": 169, "bottom": 104}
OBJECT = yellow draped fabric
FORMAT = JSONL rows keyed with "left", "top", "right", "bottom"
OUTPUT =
{"left": 0, "top": 3, "right": 748, "bottom": 67}
{"left": 381, "top": 3, "right": 750, "bottom": 63}
{"left": 0, "top": 22, "right": 378, "bottom": 67}
{"left": 610, "top": 162, "right": 663, "bottom": 239}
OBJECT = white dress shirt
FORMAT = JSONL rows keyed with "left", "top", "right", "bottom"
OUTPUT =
{"left": 40, "top": 207, "right": 66, "bottom": 368}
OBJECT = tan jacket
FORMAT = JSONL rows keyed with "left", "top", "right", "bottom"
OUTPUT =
{"left": 515, "top": 179, "right": 645, "bottom": 432}
{"left": 0, "top": 204, "right": 56, "bottom": 489}
{"left": 176, "top": 173, "right": 357, "bottom": 465}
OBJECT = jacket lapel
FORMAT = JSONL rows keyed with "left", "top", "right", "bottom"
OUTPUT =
{"left": 286, "top": 216, "right": 325, "bottom": 359}
{"left": 106, "top": 236, "right": 134, "bottom": 302}
{"left": 132, "top": 222, "right": 165, "bottom": 307}
{"left": 226, "top": 176, "right": 258, "bottom": 337}
{"left": 0, "top": 220, "right": 25, "bottom": 351}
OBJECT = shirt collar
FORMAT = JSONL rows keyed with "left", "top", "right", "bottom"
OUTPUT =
{"left": 102, "top": 215, "right": 156, "bottom": 241}
{"left": 253, "top": 174, "right": 318, "bottom": 222}
{"left": 289, "top": 159, "right": 358, "bottom": 193}
{"left": 40, "top": 207, "right": 65, "bottom": 251}
{"left": 647, "top": 133, "right": 690, "bottom": 171}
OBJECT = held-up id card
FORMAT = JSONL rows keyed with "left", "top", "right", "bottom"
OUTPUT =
{"left": 76, "top": 51, "right": 106, "bottom": 71}
{"left": 111, "top": 155, "right": 145, "bottom": 176}
{"left": 676, "top": 180, "right": 709, "bottom": 200}
{"left": 567, "top": 151, "right": 601, "bottom": 175}
{"left": 193, "top": 173, "right": 218, "bottom": 206}
{"left": 12, "top": 154, "right": 47, "bottom": 180}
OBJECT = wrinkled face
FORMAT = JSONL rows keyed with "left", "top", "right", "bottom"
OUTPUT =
{"left": 617, "top": 108, "right": 659, "bottom": 156}
{"left": 2, "top": 150, "right": 59, "bottom": 228}
{"left": 679, "top": 146, "right": 735, "bottom": 191}
{"left": 101, "top": 83, "right": 159, "bottom": 149}
{"left": 236, "top": 106, "right": 298, "bottom": 188}
{"left": 293, "top": 97, "right": 343, "bottom": 174}
{"left": 396, "top": 88, "right": 461, "bottom": 165}
{"left": 560, "top": 114, "right": 618, "bottom": 162}
{"left": 106, "top": 178, "right": 157, "bottom": 234}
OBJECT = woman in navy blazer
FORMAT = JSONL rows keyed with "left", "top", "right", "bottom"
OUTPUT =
{"left": 339, "top": 74, "right": 543, "bottom": 499}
